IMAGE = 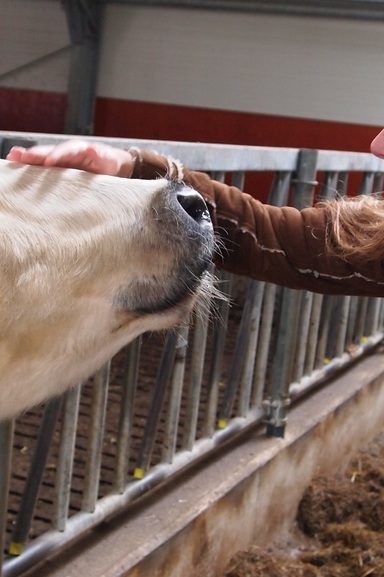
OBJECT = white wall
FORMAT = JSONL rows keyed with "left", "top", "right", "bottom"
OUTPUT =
{"left": 98, "top": 5, "right": 384, "bottom": 126}
{"left": 0, "top": 0, "right": 70, "bottom": 92}
{"left": 2, "top": 2, "right": 384, "bottom": 126}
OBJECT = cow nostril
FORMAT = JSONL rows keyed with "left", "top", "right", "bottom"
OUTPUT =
{"left": 177, "top": 189, "right": 211, "bottom": 224}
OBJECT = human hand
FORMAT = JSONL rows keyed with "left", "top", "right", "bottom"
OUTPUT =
{"left": 371, "top": 128, "right": 384, "bottom": 159}
{"left": 6, "top": 139, "right": 135, "bottom": 177}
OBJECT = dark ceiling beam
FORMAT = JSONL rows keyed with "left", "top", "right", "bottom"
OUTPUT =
{"left": 109, "top": 0, "right": 384, "bottom": 21}
{"left": 62, "top": 0, "right": 105, "bottom": 135}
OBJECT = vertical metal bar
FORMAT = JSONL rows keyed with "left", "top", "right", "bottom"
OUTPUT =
{"left": 233, "top": 172, "right": 262, "bottom": 417}
{"left": 211, "top": 171, "right": 225, "bottom": 182}
{"left": 377, "top": 301, "right": 383, "bottom": 331}
{"left": 231, "top": 171, "right": 245, "bottom": 190}
{"left": 218, "top": 279, "right": 262, "bottom": 426}
{"left": 302, "top": 170, "right": 340, "bottom": 372}
{"left": 334, "top": 296, "right": 351, "bottom": 357}
{"left": 204, "top": 270, "right": 232, "bottom": 437}
{"left": 304, "top": 293, "right": 323, "bottom": 374}
{"left": 0, "top": 420, "right": 14, "bottom": 573}
{"left": 180, "top": 262, "right": 216, "bottom": 451}
{"left": 182, "top": 304, "right": 210, "bottom": 450}
{"left": 315, "top": 295, "right": 334, "bottom": 367}
{"left": 251, "top": 283, "right": 277, "bottom": 407}
{"left": 304, "top": 169, "right": 342, "bottom": 368}
{"left": 55, "top": 385, "right": 81, "bottom": 531}
{"left": 82, "top": 362, "right": 110, "bottom": 513}
{"left": 115, "top": 338, "right": 142, "bottom": 493}
{"left": 238, "top": 281, "right": 265, "bottom": 417}
{"left": 363, "top": 174, "right": 384, "bottom": 340}
{"left": 9, "top": 398, "right": 62, "bottom": 556}
{"left": 251, "top": 170, "right": 291, "bottom": 407}
{"left": 359, "top": 171, "right": 375, "bottom": 196}
{"left": 265, "top": 288, "right": 300, "bottom": 437}
{"left": 133, "top": 331, "right": 177, "bottom": 479}
{"left": 365, "top": 298, "right": 381, "bottom": 336}
{"left": 321, "top": 171, "right": 339, "bottom": 200}
{"left": 349, "top": 171, "right": 375, "bottom": 344}
{"left": 378, "top": 299, "right": 384, "bottom": 331}
{"left": 163, "top": 327, "right": 189, "bottom": 462}
{"left": 292, "top": 291, "right": 314, "bottom": 382}
{"left": 377, "top": 300, "right": 384, "bottom": 331}
{"left": 354, "top": 298, "right": 369, "bottom": 343}
{"left": 250, "top": 170, "right": 290, "bottom": 404}
{"left": 63, "top": 0, "right": 104, "bottom": 135}
{"left": 325, "top": 297, "right": 341, "bottom": 359}
{"left": 268, "top": 171, "right": 291, "bottom": 206}
{"left": 346, "top": 297, "right": 359, "bottom": 345}
{"left": 203, "top": 169, "right": 229, "bottom": 435}
{"left": 373, "top": 172, "right": 384, "bottom": 195}
{"left": 265, "top": 150, "right": 318, "bottom": 437}
{"left": 337, "top": 172, "right": 349, "bottom": 196}
{"left": 350, "top": 150, "right": 371, "bottom": 346}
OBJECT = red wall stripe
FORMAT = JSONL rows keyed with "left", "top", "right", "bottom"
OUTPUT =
{"left": 94, "top": 98, "right": 382, "bottom": 201}
{"left": 94, "top": 97, "right": 380, "bottom": 153}
{"left": 0, "top": 87, "right": 67, "bottom": 134}
{"left": 0, "top": 88, "right": 381, "bottom": 201}
{"left": 0, "top": 88, "right": 378, "bottom": 153}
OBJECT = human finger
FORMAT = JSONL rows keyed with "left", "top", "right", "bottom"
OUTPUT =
{"left": 42, "top": 140, "right": 92, "bottom": 167}
{"left": 83, "top": 144, "right": 135, "bottom": 176}
{"left": 53, "top": 143, "right": 131, "bottom": 176}
{"left": 7, "top": 144, "right": 56, "bottom": 165}
{"left": 42, "top": 141, "right": 120, "bottom": 175}
{"left": 80, "top": 145, "right": 122, "bottom": 175}
{"left": 6, "top": 146, "right": 26, "bottom": 161}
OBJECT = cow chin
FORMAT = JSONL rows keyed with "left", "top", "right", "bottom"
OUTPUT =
{"left": 110, "top": 271, "right": 213, "bottom": 367}
{"left": 114, "top": 256, "right": 213, "bottom": 316}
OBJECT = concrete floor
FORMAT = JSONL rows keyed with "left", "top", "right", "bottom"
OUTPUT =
{"left": 24, "top": 348, "right": 384, "bottom": 577}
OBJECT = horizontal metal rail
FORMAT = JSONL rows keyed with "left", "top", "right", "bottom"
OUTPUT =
{"left": 2, "top": 130, "right": 384, "bottom": 173}
{"left": 0, "top": 130, "right": 301, "bottom": 171}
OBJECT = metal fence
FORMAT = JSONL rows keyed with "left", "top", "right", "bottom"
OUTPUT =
{"left": 0, "top": 131, "right": 384, "bottom": 577}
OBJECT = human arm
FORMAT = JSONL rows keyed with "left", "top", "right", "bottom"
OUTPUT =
{"left": 8, "top": 141, "right": 384, "bottom": 297}
{"left": 113, "top": 146, "right": 384, "bottom": 296}
{"left": 130, "top": 150, "right": 384, "bottom": 297}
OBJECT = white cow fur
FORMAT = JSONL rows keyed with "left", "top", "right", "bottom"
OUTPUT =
{"left": 0, "top": 160, "right": 213, "bottom": 420}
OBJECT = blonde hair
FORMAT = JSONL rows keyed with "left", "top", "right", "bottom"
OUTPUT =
{"left": 323, "top": 195, "right": 384, "bottom": 262}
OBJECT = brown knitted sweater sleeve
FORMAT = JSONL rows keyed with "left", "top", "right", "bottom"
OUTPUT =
{"left": 130, "top": 148, "right": 384, "bottom": 297}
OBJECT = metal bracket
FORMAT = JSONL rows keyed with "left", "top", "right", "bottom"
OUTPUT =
{"left": 263, "top": 396, "right": 291, "bottom": 438}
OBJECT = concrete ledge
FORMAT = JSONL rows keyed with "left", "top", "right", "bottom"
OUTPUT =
{"left": 29, "top": 350, "right": 384, "bottom": 577}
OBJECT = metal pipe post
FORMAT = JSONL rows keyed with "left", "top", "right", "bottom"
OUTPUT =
{"left": 133, "top": 331, "right": 177, "bottom": 478}
{"left": 63, "top": 0, "right": 104, "bottom": 135}
{"left": 55, "top": 385, "right": 81, "bottom": 531}
{"left": 265, "top": 149, "right": 318, "bottom": 437}
{"left": 115, "top": 338, "right": 142, "bottom": 493}
{"left": 204, "top": 270, "right": 232, "bottom": 437}
{"left": 182, "top": 307, "right": 210, "bottom": 450}
{"left": 0, "top": 420, "right": 14, "bottom": 574}
{"left": 9, "top": 398, "right": 62, "bottom": 556}
{"left": 163, "top": 327, "right": 189, "bottom": 462}
{"left": 82, "top": 362, "right": 110, "bottom": 513}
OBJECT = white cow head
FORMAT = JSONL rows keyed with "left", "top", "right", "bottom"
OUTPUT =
{"left": 0, "top": 160, "right": 214, "bottom": 419}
